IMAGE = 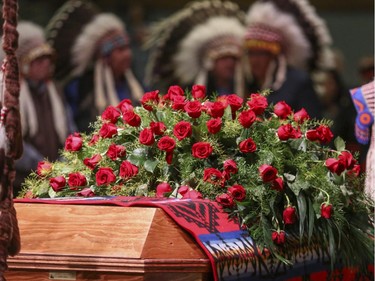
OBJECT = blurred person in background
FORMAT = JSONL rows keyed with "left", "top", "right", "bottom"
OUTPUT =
{"left": 0, "top": 21, "right": 76, "bottom": 196}
{"left": 46, "top": 0, "right": 145, "bottom": 133}
{"left": 319, "top": 69, "right": 360, "bottom": 152}
{"left": 144, "top": 0, "right": 247, "bottom": 98}
{"left": 243, "top": 0, "right": 335, "bottom": 119}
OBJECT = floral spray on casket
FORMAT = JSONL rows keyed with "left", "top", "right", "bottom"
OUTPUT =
{"left": 21, "top": 85, "right": 373, "bottom": 270}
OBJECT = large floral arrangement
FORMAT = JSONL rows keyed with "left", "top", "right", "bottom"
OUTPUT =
{"left": 20, "top": 85, "right": 373, "bottom": 269}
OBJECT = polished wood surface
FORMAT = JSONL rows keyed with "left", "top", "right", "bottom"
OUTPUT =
{"left": 5, "top": 203, "right": 211, "bottom": 281}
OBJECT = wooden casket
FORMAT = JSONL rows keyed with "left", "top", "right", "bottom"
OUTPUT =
{"left": 5, "top": 203, "right": 212, "bottom": 281}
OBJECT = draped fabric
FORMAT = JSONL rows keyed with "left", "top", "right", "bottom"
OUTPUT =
{"left": 15, "top": 197, "right": 373, "bottom": 281}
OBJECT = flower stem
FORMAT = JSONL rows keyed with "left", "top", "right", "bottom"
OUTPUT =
{"left": 318, "top": 188, "right": 330, "bottom": 203}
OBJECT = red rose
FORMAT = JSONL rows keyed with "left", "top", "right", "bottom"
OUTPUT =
{"left": 216, "top": 193, "right": 234, "bottom": 208}
{"left": 305, "top": 129, "right": 319, "bottom": 142}
{"left": 117, "top": 99, "right": 133, "bottom": 113}
{"left": 239, "top": 138, "right": 256, "bottom": 153}
{"left": 178, "top": 185, "right": 190, "bottom": 196}
{"left": 271, "top": 177, "right": 284, "bottom": 191}
{"left": 171, "top": 95, "right": 187, "bottom": 111}
{"left": 203, "top": 168, "right": 223, "bottom": 185}
{"left": 192, "top": 84, "right": 206, "bottom": 99}
{"left": 77, "top": 188, "right": 95, "bottom": 197}
{"left": 157, "top": 136, "right": 176, "bottom": 152}
{"left": 274, "top": 101, "right": 292, "bottom": 119}
{"left": 88, "top": 134, "right": 100, "bottom": 146}
{"left": 68, "top": 172, "right": 87, "bottom": 189}
{"left": 348, "top": 164, "right": 361, "bottom": 177}
{"left": 206, "top": 118, "right": 222, "bottom": 134}
{"left": 293, "top": 108, "right": 310, "bottom": 123}
{"left": 173, "top": 121, "right": 192, "bottom": 141}
{"left": 306, "top": 125, "right": 333, "bottom": 144}
{"left": 223, "top": 159, "right": 238, "bottom": 175}
{"left": 192, "top": 142, "right": 213, "bottom": 159}
{"left": 316, "top": 125, "right": 334, "bottom": 144}
{"left": 205, "top": 101, "right": 226, "bottom": 118}
{"left": 283, "top": 206, "right": 297, "bottom": 225}
{"left": 277, "top": 124, "right": 302, "bottom": 140}
{"left": 325, "top": 158, "right": 346, "bottom": 175}
{"left": 227, "top": 184, "right": 246, "bottom": 201}
{"left": 49, "top": 176, "right": 66, "bottom": 192}
{"left": 156, "top": 182, "right": 172, "bottom": 197}
{"left": 141, "top": 90, "right": 160, "bottom": 111}
{"left": 37, "top": 161, "right": 52, "bottom": 177}
{"left": 158, "top": 136, "right": 176, "bottom": 164}
{"left": 247, "top": 93, "right": 268, "bottom": 115}
{"left": 272, "top": 231, "right": 286, "bottom": 245}
{"left": 226, "top": 94, "right": 243, "bottom": 119}
{"left": 83, "top": 154, "right": 102, "bottom": 170}
{"left": 101, "top": 106, "right": 121, "bottom": 123}
{"left": 259, "top": 164, "right": 278, "bottom": 182}
{"left": 321, "top": 203, "right": 333, "bottom": 219}
{"left": 123, "top": 110, "right": 141, "bottom": 127}
{"left": 65, "top": 133, "right": 83, "bottom": 151}
{"left": 184, "top": 101, "right": 202, "bottom": 118}
{"left": 238, "top": 109, "right": 256, "bottom": 128}
{"left": 338, "top": 151, "right": 356, "bottom": 170}
{"left": 99, "top": 123, "right": 118, "bottom": 138}
{"left": 119, "top": 160, "right": 139, "bottom": 180}
{"left": 166, "top": 85, "right": 184, "bottom": 100}
{"left": 182, "top": 190, "right": 203, "bottom": 199}
{"left": 106, "top": 144, "right": 126, "bottom": 160}
{"left": 139, "top": 128, "right": 155, "bottom": 145}
{"left": 96, "top": 167, "right": 116, "bottom": 186}
{"left": 150, "top": 121, "right": 166, "bottom": 135}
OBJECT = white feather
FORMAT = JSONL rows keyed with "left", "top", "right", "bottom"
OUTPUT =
{"left": 71, "top": 13, "right": 125, "bottom": 77}
{"left": 246, "top": 2, "right": 311, "bottom": 70}
{"left": 173, "top": 17, "right": 246, "bottom": 85}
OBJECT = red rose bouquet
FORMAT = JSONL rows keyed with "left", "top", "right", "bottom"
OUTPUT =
{"left": 21, "top": 86, "right": 373, "bottom": 269}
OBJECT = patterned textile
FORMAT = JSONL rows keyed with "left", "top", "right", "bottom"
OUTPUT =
{"left": 350, "top": 80, "right": 375, "bottom": 200}
{"left": 15, "top": 197, "right": 373, "bottom": 281}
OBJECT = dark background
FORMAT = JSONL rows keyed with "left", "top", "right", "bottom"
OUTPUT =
{"left": 15, "top": 0, "right": 375, "bottom": 87}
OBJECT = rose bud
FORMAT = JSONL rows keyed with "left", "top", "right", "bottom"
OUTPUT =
{"left": 283, "top": 206, "right": 297, "bottom": 225}
{"left": 274, "top": 101, "right": 292, "bottom": 119}
{"left": 36, "top": 161, "right": 52, "bottom": 177}
{"left": 321, "top": 203, "right": 333, "bottom": 219}
{"left": 272, "top": 230, "right": 286, "bottom": 245}
{"left": 156, "top": 182, "right": 172, "bottom": 197}
{"left": 293, "top": 108, "right": 310, "bottom": 123}
{"left": 182, "top": 190, "right": 203, "bottom": 199}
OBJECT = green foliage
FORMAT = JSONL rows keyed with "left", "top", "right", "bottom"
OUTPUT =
{"left": 19, "top": 88, "right": 373, "bottom": 270}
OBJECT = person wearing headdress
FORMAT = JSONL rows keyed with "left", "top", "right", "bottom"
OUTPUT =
{"left": 46, "top": 0, "right": 145, "bottom": 133}
{"left": 145, "top": 0, "right": 246, "bottom": 98}
{"left": 0, "top": 21, "right": 76, "bottom": 196}
{"left": 243, "top": 0, "right": 335, "bottom": 119}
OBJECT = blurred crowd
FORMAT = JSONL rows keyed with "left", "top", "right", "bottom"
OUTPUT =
{"left": 0, "top": 0, "right": 373, "bottom": 197}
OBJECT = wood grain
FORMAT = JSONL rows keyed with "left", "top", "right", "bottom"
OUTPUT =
{"left": 5, "top": 203, "right": 212, "bottom": 281}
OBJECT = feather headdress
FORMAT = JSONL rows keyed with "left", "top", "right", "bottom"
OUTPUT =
{"left": 245, "top": 0, "right": 334, "bottom": 72}
{"left": 46, "top": 0, "right": 129, "bottom": 82}
{"left": 144, "top": 0, "right": 246, "bottom": 92}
